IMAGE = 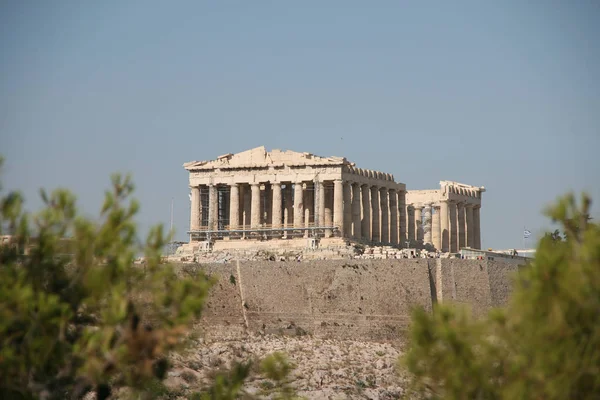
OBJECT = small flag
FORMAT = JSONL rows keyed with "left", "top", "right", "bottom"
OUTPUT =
{"left": 523, "top": 229, "right": 532, "bottom": 239}
{"left": 188, "top": 192, "right": 192, "bottom": 202}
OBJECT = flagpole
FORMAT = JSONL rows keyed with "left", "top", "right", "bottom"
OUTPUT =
{"left": 169, "top": 198, "right": 174, "bottom": 256}
{"left": 170, "top": 197, "right": 174, "bottom": 233}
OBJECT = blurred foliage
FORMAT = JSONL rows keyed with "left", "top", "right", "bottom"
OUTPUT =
{"left": 0, "top": 158, "right": 215, "bottom": 398}
{"left": 259, "top": 352, "right": 299, "bottom": 399}
{"left": 192, "top": 362, "right": 251, "bottom": 400}
{"left": 190, "top": 352, "right": 301, "bottom": 400}
{"left": 403, "top": 193, "right": 600, "bottom": 399}
{"left": 0, "top": 156, "right": 299, "bottom": 399}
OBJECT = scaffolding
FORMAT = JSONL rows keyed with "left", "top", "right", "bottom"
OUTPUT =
{"left": 190, "top": 182, "right": 334, "bottom": 242}
{"left": 187, "top": 224, "right": 340, "bottom": 242}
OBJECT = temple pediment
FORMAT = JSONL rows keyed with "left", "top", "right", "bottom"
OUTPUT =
{"left": 184, "top": 146, "right": 350, "bottom": 170}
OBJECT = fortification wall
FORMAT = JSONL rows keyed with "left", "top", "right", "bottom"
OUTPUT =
{"left": 428, "top": 259, "right": 513, "bottom": 317}
{"left": 186, "top": 258, "right": 522, "bottom": 342}
{"left": 487, "top": 260, "right": 521, "bottom": 307}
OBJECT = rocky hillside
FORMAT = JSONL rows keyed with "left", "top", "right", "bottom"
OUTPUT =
{"left": 167, "top": 334, "right": 410, "bottom": 399}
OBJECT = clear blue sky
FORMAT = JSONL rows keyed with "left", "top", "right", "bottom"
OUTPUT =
{"left": 1, "top": 1, "right": 599, "bottom": 249}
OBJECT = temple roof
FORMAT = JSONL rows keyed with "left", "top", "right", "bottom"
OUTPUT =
{"left": 183, "top": 146, "right": 352, "bottom": 171}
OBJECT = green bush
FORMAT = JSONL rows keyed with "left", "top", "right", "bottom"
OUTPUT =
{"left": 403, "top": 193, "right": 600, "bottom": 399}
{"left": 0, "top": 159, "right": 218, "bottom": 399}
{"left": 0, "top": 157, "right": 301, "bottom": 399}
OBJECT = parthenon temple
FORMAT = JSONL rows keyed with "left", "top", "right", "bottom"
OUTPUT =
{"left": 184, "top": 146, "right": 485, "bottom": 252}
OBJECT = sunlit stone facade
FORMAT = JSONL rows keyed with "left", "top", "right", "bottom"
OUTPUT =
{"left": 184, "top": 146, "right": 484, "bottom": 251}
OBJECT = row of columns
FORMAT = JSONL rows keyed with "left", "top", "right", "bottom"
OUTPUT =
{"left": 406, "top": 202, "right": 481, "bottom": 252}
{"left": 190, "top": 179, "right": 409, "bottom": 245}
{"left": 191, "top": 182, "right": 481, "bottom": 251}
{"left": 310, "top": 180, "right": 406, "bottom": 244}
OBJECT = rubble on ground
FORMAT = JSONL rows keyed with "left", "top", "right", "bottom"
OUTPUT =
{"left": 167, "top": 334, "right": 410, "bottom": 399}
{"left": 165, "top": 241, "right": 441, "bottom": 264}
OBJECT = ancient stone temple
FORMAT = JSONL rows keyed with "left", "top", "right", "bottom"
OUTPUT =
{"left": 184, "top": 146, "right": 484, "bottom": 251}
{"left": 405, "top": 182, "right": 485, "bottom": 253}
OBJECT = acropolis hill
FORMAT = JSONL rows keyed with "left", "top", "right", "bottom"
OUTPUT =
{"left": 173, "top": 147, "right": 521, "bottom": 348}
{"left": 181, "top": 146, "right": 485, "bottom": 254}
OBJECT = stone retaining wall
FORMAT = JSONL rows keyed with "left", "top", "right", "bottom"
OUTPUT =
{"left": 185, "top": 258, "right": 524, "bottom": 341}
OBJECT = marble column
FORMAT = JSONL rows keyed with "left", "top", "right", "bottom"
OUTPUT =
{"left": 343, "top": 182, "right": 353, "bottom": 237}
{"left": 272, "top": 182, "right": 282, "bottom": 229}
{"left": 406, "top": 205, "right": 415, "bottom": 243}
{"left": 229, "top": 184, "right": 239, "bottom": 230}
{"left": 352, "top": 183, "right": 362, "bottom": 239}
{"left": 333, "top": 179, "right": 344, "bottom": 236}
{"left": 465, "top": 204, "right": 474, "bottom": 248}
{"left": 380, "top": 188, "right": 389, "bottom": 243}
{"left": 432, "top": 205, "right": 441, "bottom": 250}
{"left": 388, "top": 189, "right": 398, "bottom": 245}
{"left": 399, "top": 191, "right": 406, "bottom": 244}
{"left": 317, "top": 181, "right": 325, "bottom": 227}
{"left": 389, "top": 189, "right": 398, "bottom": 245}
{"left": 208, "top": 184, "right": 217, "bottom": 231}
{"left": 251, "top": 183, "right": 260, "bottom": 228}
{"left": 474, "top": 206, "right": 481, "bottom": 249}
{"left": 440, "top": 201, "right": 449, "bottom": 252}
{"left": 283, "top": 184, "right": 292, "bottom": 229}
{"left": 457, "top": 202, "right": 466, "bottom": 250}
{"left": 448, "top": 201, "right": 457, "bottom": 252}
{"left": 415, "top": 206, "right": 423, "bottom": 243}
{"left": 312, "top": 180, "right": 319, "bottom": 227}
{"left": 423, "top": 204, "right": 432, "bottom": 246}
{"left": 324, "top": 183, "right": 333, "bottom": 238}
{"left": 371, "top": 186, "right": 380, "bottom": 242}
{"left": 306, "top": 182, "right": 314, "bottom": 224}
{"left": 294, "top": 181, "right": 304, "bottom": 229}
{"left": 200, "top": 185, "right": 208, "bottom": 227}
{"left": 190, "top": 186, "right": 200, "bottom": 232}
{"left": 361, "top": 184, "right": 371, "bottom": 241}
{"left": 243, "top": 185, "right": 251, "bottom": 230}
{"left": 303, "top": 182, "right": 313, "bottom": 237}
{"left": 263, "top": 183, "right": 272, "bottom": 226}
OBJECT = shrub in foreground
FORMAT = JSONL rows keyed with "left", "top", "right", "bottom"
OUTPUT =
{"left": 0, "top": 161, "right": 254, "bottom": 399}
{"left": 403, "top": 193, "right": 600, "bottom": 399}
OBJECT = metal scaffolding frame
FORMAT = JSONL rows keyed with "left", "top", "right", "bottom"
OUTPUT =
{"left": 187, "top": 225, "right": 340, "bottom": 242}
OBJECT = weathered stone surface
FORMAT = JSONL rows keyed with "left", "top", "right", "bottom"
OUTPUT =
{"left": 185, "top": 147, "right": 407, "bottom": 246}
{"left": 406, "top": 181, "right": 486, "bottom": 251}
{"left": 182, "top": 258, "right": 523, "bottom": 342}
{"left": 184, "top": 147, "right": 485, "bottom": 254}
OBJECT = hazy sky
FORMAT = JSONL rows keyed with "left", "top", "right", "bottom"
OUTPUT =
{"left": 1, "top": 1, "right": 599, "bottom": 249}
